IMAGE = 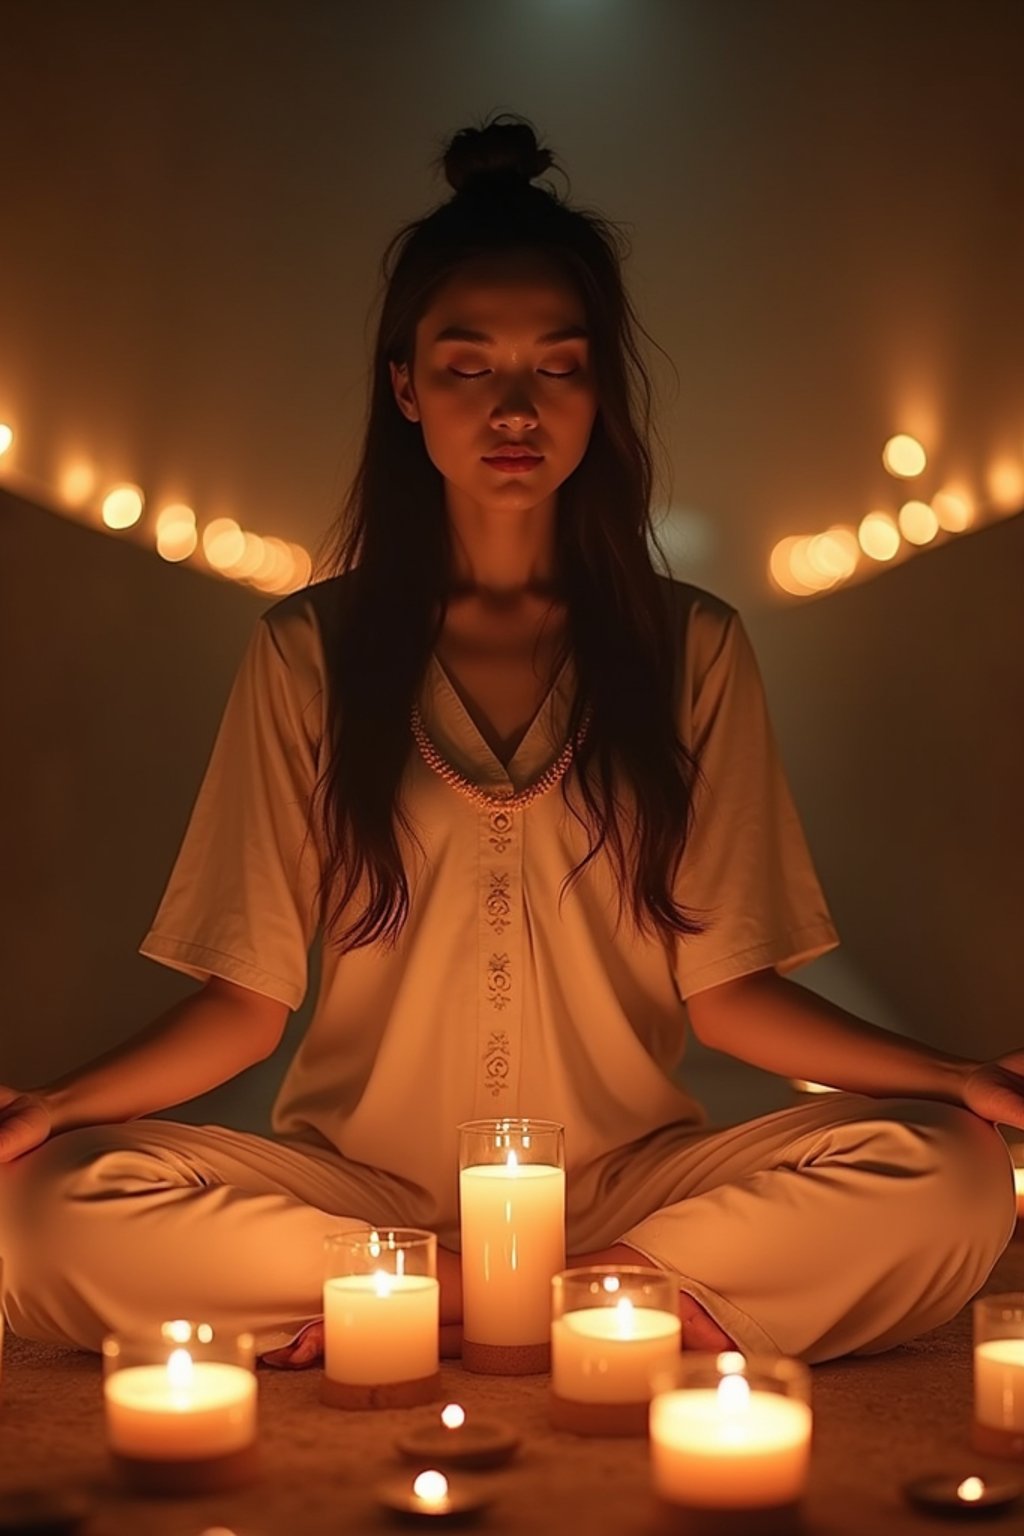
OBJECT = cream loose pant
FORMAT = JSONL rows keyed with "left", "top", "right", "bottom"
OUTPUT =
{"left": 0, "top": 1093, "right": 1015, "bottom": 1366}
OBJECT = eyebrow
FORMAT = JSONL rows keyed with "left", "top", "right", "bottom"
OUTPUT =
{"left": 432, "top": 324, "right": 589, "bottom": 346}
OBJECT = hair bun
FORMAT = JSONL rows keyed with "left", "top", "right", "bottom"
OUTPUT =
{"left": 443, "top": 113, "right": 555, "bottom": 195}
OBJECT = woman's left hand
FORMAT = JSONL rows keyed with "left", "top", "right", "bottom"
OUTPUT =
{"left": 961, "top": 1051, "right": 1024, "bottom": 1129}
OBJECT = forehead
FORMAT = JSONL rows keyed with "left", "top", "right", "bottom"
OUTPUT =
{"left": 420, "top": 251, "right": 586, "bottom": 340}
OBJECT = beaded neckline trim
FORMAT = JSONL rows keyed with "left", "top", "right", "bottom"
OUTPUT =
{"left": 410, "top": 704, "right": 591, "bottom": 811}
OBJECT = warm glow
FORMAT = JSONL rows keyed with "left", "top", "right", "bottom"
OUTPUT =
{"left": 957, "top": 1478, "right": 986, "bottom": 1503}
{"left": 1013, "top": 1167, "right": 1024, "bottom": 1196}
{"left": 506, "top": 1149, "right": 519, "bottom": 1172}
{"left": 717, "top": 1351, "right": 747, "bottom": 1375}
{"left": 101, "top": 483, "right": 144, "bottom": 530}
{"left": 787, "top": 536, "right": 835, "bottom": 593}
{"left": 602, "top": 1275, "right": 621, "bottom": 1293}
{"left": 897, "top": 500, "right": 939, "bottom": 546}
{"left": 0, "top": 423, "right": 13, "bottom": 456}
{"left": 792, "top": 1079, "right": 839, "bottom": 1094}
{"left": 196, "top": 1323, "right": 214, "bottom": 1344}
{"left": 156, "top": 520, "right": 198, "bottom": 563}
{"left": 987, "top": 457, "right": 1024, "bottom": 512}
{"left": 614, "top": 1297, "right": 636, "bottom": 1337}
{"left": 286, "top": 542, "right": 313, "bottom": 590}
{"left": 202, "top": 517, "right": 247, "bottom": 571}
{"left": 858, "top": 511, "right": 901, "bottom": 561}
{"left": 156, "top": 502, "right": 197, "bottom": 533}
{"left": 248, "top": 535, "right": 296, "bottom": 592}
{"left": 882, "top": 434, "right": 927, "bottom": 478}
{"left": 59, "top": 461, "right": 97, "bottom": 504}
{"left": 717, "top": 1372, "right": 751, "bottom": 1412}
{"left": 372, "top": 1269, "right": 394, "bottom": 1298}
{"left": 441, "top": 1403, "right": 466, "bottom": 1430}
{"left": 164, "top": 1319, "right": 193, "bottom": 1344}
{"left": 166, "top": 1347, "right": 194, "bottom": 1392}
{"left": 222, "top": 531, "right": 266, "bottom": 579}
{"left": 412, "top": 1470, "right": 449, "bottom": 1507}
{"left": 807, "top": 527, "right": 859, "bottom": 582}
{"left": 769, "top": 536, "right": 818, "bottom": 597}
{"left": 932, "top": 490, "right": 974, "bottom": 533}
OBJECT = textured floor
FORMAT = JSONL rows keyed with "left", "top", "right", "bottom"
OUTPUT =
{"left": 1, "top": 1238, "right": 1023, "bottom": 1536}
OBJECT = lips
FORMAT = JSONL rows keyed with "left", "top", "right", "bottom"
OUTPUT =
{"left": 482, "top": 453, "right": 544, "bottom": 464}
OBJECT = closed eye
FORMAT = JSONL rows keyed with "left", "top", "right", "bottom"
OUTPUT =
{"left": 450, "top": 369, "right": 578, "bottom": 380}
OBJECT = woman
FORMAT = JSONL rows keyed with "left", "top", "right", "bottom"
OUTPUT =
{"left": 0, "top": 113, "right": 1018, "bottom": 1368}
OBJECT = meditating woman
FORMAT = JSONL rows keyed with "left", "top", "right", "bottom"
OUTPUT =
{"left": 0, "top": 113, "right": 1018, "bottom": 1369}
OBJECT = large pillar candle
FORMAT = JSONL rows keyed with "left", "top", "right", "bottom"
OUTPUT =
{"left": 322, "top": 1228, "right": 440, "bottom": 1409}
{"left": 458, "top": 1118, "right": 565, "bottom": 1374}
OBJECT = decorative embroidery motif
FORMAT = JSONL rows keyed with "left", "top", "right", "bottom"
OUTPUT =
{"left": 486, "top": 952, "right": 512, "bottom": 1012}
{"left": 485, "top": 871, "right": 511, "bottom": 935}
{"left": 482, "top": 1030, "right": 511, "bottom": 1096}
{"left": 487, "top": 807, "right": 514, "bottom": 854}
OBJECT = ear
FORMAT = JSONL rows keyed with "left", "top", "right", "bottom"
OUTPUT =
{"left": 389, "top": 359, "right": 421, "bottom": 423}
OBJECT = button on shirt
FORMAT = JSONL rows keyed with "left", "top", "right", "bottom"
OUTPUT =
{"left": 139, "top": 573, "right": 839, "bottom": 1241}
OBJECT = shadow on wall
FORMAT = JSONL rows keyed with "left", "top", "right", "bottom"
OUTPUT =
{"left": 2, "top": 489, "right": 1021, "bottom": 1136}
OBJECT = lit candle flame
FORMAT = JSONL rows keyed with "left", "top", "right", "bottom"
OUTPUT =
{"left": 957, "top": 1478, "right": 986, "bottom": 1503}
{"left": 166, "top": 1347, "right": 194, "bottom": 1404}
{"left": 373, "top": 1269, "right": 394, "bottom": 1298}
{"left": 602, "top": 1275, "right": 621, "bottom": 1293}
{"left": 441, "top": 1403, "right": 466, "bottom": 1430}
{"left": 413, "top": 1470, "right": 449, "bottom": 1507}
{"left": 506, "top": 1149, "right": 519, "bottom": 1172}
{"left": 614, "top": 1297, "right": 636, "bottom": 1337}
{"left": 717, "top": 1373, "right": 751, "bottom": 1413}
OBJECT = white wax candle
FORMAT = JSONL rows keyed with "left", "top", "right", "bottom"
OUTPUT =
{"left": 975, "top": 1338, "right": 1024, "bottom": 1430}
{"left": 323, "top": 1273, "right": 439, "bottom": 1385}
{"left": 650, "top": 1377, "right": 812, "bottom": 1508}
{"left": 552, "top": 1300, "right": 681, "bottom": 1403}
{"left": 104, "top": 1351, "right": 257, "bottom": 1460}
{"left": 460, "top": 1159, "right": 565, "bottom": 1345}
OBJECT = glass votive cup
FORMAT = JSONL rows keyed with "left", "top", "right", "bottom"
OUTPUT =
{"left": 974, "top": 1294, "right": 1024, "bottom": 1457}
{"left": 649, "top": 1352, "right": 813, "bottom": 1535}
{"left": 458, "top": 1117, "right": 565, "bottom": 1375}
{"left": 550, "top": 1266, "right": 681, "bottom": 1436}
{"left": 1009, "top": 1145, "right": 1024, "bottom": 1223}
{"left": 322, "top": 1226, "right": 440, "bottom": 1409}
{"left": 102, "top": 1320, "right": 258, "bottom": 1495}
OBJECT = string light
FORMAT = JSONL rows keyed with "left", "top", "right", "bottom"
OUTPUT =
{"left": 101, "top": 483, "right": 145, "bottom": 530}
{"left": 858, "top": 511, "right": 901, "bottom": 562}
{"left": 0, "top": 423, "right": 14, "bottom": 456}
{"left": 897, "top": 500, "right": 939, "bottom": 546}
{"left": 882, "top": 434, "right": 927, "bottom": 478}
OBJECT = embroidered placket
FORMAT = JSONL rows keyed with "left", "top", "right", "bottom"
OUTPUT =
{"left": 476, "top": 802, "right": 523, "bottom": 1111}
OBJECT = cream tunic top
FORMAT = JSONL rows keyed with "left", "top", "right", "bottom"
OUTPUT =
{"left": 139, "top": 573, "right": 839, "bottom": 1238}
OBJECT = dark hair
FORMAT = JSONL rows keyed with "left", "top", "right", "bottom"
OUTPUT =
{"left": 310, "top": 110, "right": 705, "bottom": 953}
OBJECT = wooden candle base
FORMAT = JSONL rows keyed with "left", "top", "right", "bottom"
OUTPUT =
{"left": 550, "top": 1392, "right": 648, "bottom": 1437}
{"left": 395, "top": 1417, "right": 521, "bottom": 1469}
{"left": 321, "top": 1371, "right": 442, "bottom": 1410}
{"left": 461, "top": 1339, "right": 549, "bottom": 1375}
{"left": 110, "top": 1441, "right": 259, "bottom": 1496}
{"left": 654, "top": 1498, "right": 803, "bottom": 1536}
{"left": 972, "top": 1420, "right": 1024, "bottom": 1459}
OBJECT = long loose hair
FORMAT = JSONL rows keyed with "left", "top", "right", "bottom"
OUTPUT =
{"left": 310, "top": 111, "right": 706, "bottom": 954}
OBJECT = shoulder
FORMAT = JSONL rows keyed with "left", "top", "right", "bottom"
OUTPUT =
{"left": 652, "top": 573, "right": 743, "bottom": 676}
{"left": 256, "top": 570, "right": 356, "bottom": 665}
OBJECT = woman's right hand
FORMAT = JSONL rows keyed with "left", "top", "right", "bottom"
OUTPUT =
{"left": 0, "top": 1086, "right": 54, "bottom": 1163}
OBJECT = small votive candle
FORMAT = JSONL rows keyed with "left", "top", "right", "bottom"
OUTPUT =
{"left": 973, "top": 1294, "right": 1024, "bottom": 1458}
{"left": 322, "top": 1226, "right": 440, "bottom": 1409}
{"left": 649, "top": 1353, "right": 812, "bottom": 1531}
{"left": 377, "top": 1467, "right": 492, "bottom": 1520}
{"left": 550, "top": 1266, "right": 681, "bottom": 1436}
{"left": 395, "top": 1401, "right": 521, "bottom": 1469}
{"left": 102, "top": 1320, "right": 258, "bottom": 1495}
{"left": 458, "top": 1117, "right": 565, "bottom": 1375}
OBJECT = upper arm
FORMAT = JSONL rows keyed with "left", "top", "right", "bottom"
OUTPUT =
{"left": 685, "top": 967, "right": 776, "bottom": 1045}
{"left": 201, "top": 974, "right": 290, "bottom": 1056}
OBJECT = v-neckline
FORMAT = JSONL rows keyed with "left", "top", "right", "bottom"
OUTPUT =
{"left": 429, "top": 648, "right": 575, "bottom": 776}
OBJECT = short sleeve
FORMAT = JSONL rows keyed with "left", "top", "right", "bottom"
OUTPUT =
{"left": 673, "top": 608, "right": 839, "bottom": 999}
{"left": 138, "top": 612, "right": 323, "bottom": 1011}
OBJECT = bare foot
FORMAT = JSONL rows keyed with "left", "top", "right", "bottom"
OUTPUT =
{"left": 570, "top": 1241, "right": 737, "bottom": 1353}
{"left": 260, "top": 1317, "right": 464, "bottom": 1369}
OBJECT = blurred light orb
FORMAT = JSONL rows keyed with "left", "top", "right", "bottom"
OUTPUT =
{"left": 102, "top": 483, "right": 145, "bottom": 530}
{"left": 0, "top": 422, "right": 14, "bottom": 456}
{"left": 931, "top": 490, "right": 974, "bottom": 532}
{"left": 412, "top": 1470, "right": 449, "bottom": 1506}
{"left": 897, "top": 500, "right": 939, "bottom": 545}
{"left": 157, "top": 520, "right": 198, "bottom": 562}
{"left": 249, "top": 536, "right": 296, "bottom": 592}
{"left": 441, "top": 1403, "right": 466, "bottom": 1429}
{"left": 60, "top": 461, "right": 97, "bottom": 504}
{"left": 223, "top": 531, "right": 266, "bottom": 580}
{"left": 156, "top": 502, "right": 197, "bottom": 534}
{"left": 987, "top": 458, "right": 1024, "bottom": 512}
{"left": 807, "top": 527, "right": 859, "bottom": 582}
{"left": 858, "top": 511, "right": 901, "bottom": 561}
{"left": 769, "top": 536, "right": 817, "bottom": 597}
{"left": 202, "top": 517, "right": 247, "bottom": 570}
{"left": 286, "top": 543, "right": 313, "bottom": 590}
{"left": 882, "top": 435, "right": 927, "bottom": 478}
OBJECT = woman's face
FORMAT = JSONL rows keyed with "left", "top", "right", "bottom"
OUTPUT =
{"left": 389, "top": 250, "right": 599, "bottom": 522}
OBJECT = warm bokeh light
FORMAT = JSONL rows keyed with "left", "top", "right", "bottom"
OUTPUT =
{"left": 807, "top": 526, "right": 859, "bottom": 582}
{"left": 769, "top": 536, "right": 819, "bottom": 597}
{"left": 932, "top": 489, "right": 974, "bottom": 533}
{"left": 412, "top": 1470, "right": 449, "bottom": 1506}
{"left": 792, "top": 1079, "right": 839, "bottom": 1094}
{"left": 164, "top": 1319, "right": 193, "bottom": 1344}
{"left": 986, "top": 457, "right": 1024, "bottom": 512}
{"left": 287, "top": 542, "right": 313, "bottom": 590}
{"left": 248, "top": 535, "right": 296, "bottom": 592}
{"left": 858, "top": 511, "right": 901, "bottom": 561}
{"left": 882, "top": 434, "right": 927, "bottom": 478}
{"left": 441, "top": 1403, "right": 466, "bottom": 1430}
{"left": 222, "top": 531, "right": 267, "bottom": 580}
{"left": 156, "top": 502, "right": 197, "bottom": 534}
{"left": 897, "top": 500, "right": 939, "bottom": 546}
{"left": 156, "top": 519, "right": 198, "bottom": 562}
{"left": 0, "top": 422, "right": 14, "bottom": 456}
{"left": 101, "top": 483, "right": 144, "bottom": 530}
{"left": 956, "top": 1478, "right": 986, "bottom": 1503}
{"left": 202, "top": 517, "right": 247, "bottom": 571}
{"left": 59, "top": 460, "right": 97, "bottom": 504}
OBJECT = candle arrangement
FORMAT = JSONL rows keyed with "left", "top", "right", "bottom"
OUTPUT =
{"left": 102, "top": 1319, "right": 258, "bottom": 1494}
{"left": 550, "top": 1266, "right": 682, "bottom": 1436}
{"left": 458, "top": 1117, "right": 565, "bottom": 1375}
{"left": 973, "top": 1293, "right": 1024, "bottom": 1458}
{"left": 322, "top": 1227, "right": 441, "bottom": 1409}
{"left": 649, "top": 1352, "right": 812, "bottom": 1533}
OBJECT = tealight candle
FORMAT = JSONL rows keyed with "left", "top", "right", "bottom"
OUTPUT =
{"left": 551, "top": 1267, "right": 682, "bottom": 1436}
{"left": 322, "top": 1227, "right": 440, "bottom": 1409}
{"left": 904, "top": 1473, "right": 1022, "bottom": 1516}
{"left": 649, "top": 1353, "right": 812, "bottom": 1519}
{"left": 102, "top": 1321, "right": 258, "bottom": 1494}
{"left": 377, "top": 1467, "right": 492, "bottom": 1519}
{"left": 458, "top": 1118, "right": 565, "bottom": 1374}
{"left": 395, "top": 1401, "right": 522, "bottom": 1469}
{"left": 973, "top": 1294, "right": 1024, "bottom": 1457}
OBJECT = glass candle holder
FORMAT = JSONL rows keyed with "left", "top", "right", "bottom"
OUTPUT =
{"left": 1010, "top": 1146, "right": 1024, "bottom": 1223}
{"left": 649, "top": 1352, "right": 813, "bottom": 1535}
{"left": 458, "top": 1117, "right": 565, "bottom": 1374}
{"left": 550, "top": 1266, "right": 682, "bottom": 1436}
{"left": 974, "top": 1294, "right": 1024, "bottom": 1457}
{"left": 322, "top": 1226, "right": 440, "bottom": 1409}
{"left": 102, "top": 1320, "right": 258, "bottom": 1495}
